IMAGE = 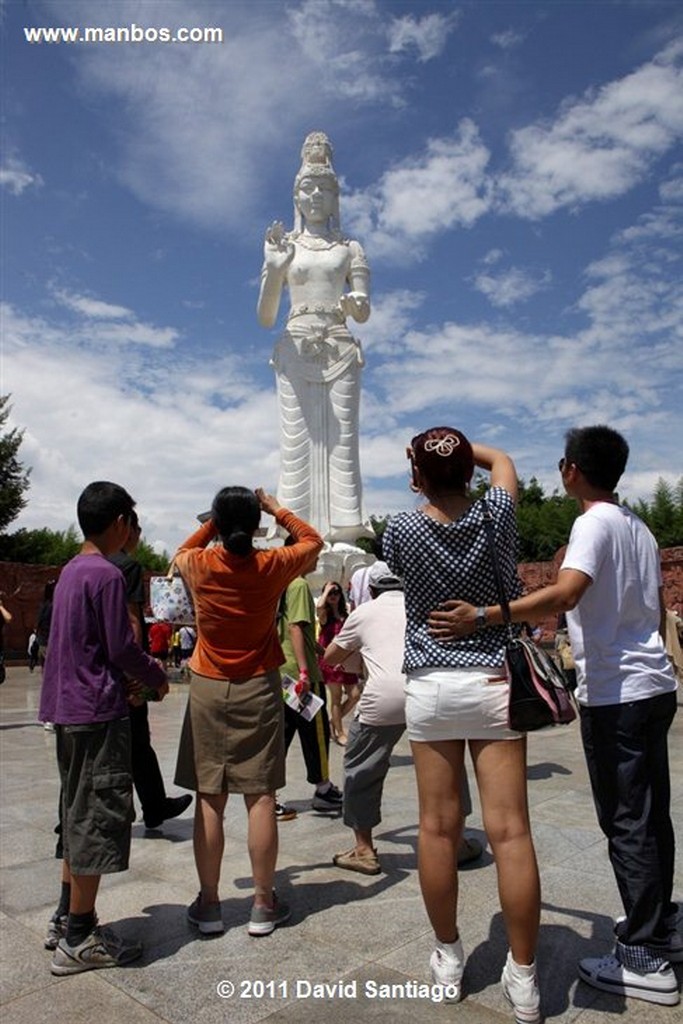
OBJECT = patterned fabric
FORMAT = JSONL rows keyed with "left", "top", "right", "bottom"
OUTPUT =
{"left": 616, "top": 938, "right": 669, "bottom": 972}
{"left": 383, "top": 487, "right": 522, "bottom": 671}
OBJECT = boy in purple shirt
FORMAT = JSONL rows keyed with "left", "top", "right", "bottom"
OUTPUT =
{"left": 40, "top": 482, "right": 167, "bottom": 975}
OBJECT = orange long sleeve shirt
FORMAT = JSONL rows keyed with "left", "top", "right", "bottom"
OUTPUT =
{"left": 173, "top": 508, "right": 323, "bottom": 680}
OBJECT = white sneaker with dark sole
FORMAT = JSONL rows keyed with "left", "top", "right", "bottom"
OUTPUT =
{"left": 501, "top": 951, "right": 541, "bottom": 1023}
{"left": 429, "top": 937, "right": 464, "bottom": 1003}
{"left": 578, "top": 954, "right": 680, "bottom": 1006}
{"left": 51, "top": 926, "right": 142, "bottom": 975}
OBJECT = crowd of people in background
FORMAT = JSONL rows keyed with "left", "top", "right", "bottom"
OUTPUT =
{"left": 2, "top": 422, "right": 680, "bottom": 1016}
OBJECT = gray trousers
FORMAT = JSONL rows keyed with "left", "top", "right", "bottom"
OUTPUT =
{"left": 343, "top": 717, "right": 473, "bottom": 830}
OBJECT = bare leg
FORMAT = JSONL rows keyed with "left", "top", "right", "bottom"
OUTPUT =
{"left": 410, "top": 739, "right": 465, "bottom": 943}
{"left": 66, "top": 866, "right": 100, "bottom": 915}
{"left": 244, "top": 792, "right": 278, "bottom": 909}
{"left": 339, "top": 682, "right": 360, "bottom": 722}
{"left": 470, "top": 737, "right": 540, "bottom": 965}
{"left": 353, "top": 826, "right": 375, "bottom": 856}
{"left": 329, "top": 687, "right": 346, "bottom": 744}
{"left": 193, "top": 791, "right": 228, "bottom": 904}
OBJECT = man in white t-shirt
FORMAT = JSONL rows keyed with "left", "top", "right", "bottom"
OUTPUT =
{"left": 429, "top": 425, "right": 679, "bottom": 1007}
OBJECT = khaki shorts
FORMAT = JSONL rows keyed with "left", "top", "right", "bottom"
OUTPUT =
{"left": 175, "top": 670, "right": 285, "bottom": 795}
{"left": 56, "top": 718, "right": 134, "bottom": 875}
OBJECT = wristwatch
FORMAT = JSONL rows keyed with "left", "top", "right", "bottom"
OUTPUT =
{"left": 475, "top": 607, "right": 487, "bottom": 630}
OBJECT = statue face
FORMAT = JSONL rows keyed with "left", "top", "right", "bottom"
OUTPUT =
{"left": 296, "top": 175, "right": 337, "bottom": 225}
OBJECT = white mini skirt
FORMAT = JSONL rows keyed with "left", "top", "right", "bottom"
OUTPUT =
{"left": 405, "top": 667, "right": 523, "bottom": 742}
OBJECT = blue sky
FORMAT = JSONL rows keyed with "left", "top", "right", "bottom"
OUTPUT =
{"left": 2, "top": 0, "right": 682, "bottom": 553}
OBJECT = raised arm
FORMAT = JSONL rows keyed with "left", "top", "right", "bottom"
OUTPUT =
{"left": 472, "top": 443, "right": 518, "bottom": 504}
{"left": 257, "top": 222, "right": 295, "bottom": 328}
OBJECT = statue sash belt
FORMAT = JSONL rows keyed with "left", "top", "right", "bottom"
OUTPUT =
{"left": 271, "top": 323, "right": 364, "bottom": 384}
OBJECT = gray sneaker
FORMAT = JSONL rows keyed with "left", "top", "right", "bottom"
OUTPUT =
{"left": 44, "top": 912, "right": 67, "bottom": 951}
{"left": 187, "top": 893, "right": 224, "bottom": 935}
{"left": 51, "top": 926, "right": 142, "bottom": 975}
{"left": 248, "top": 893, "right": 291, "bottom": 936}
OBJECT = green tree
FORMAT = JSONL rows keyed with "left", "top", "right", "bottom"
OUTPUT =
{"left": 0, "top": 395, "right": 31, "bottom": 533}
{"left": 628, "top": 477, "right": 683, "bottom": 548}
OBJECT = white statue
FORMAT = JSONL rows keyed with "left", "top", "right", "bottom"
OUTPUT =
{"left": 257, "top": 132, "right": 371, "bottom": 543}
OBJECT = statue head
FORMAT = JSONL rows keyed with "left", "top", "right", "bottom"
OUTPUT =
{"left": 293, "top": 131, "right": 341, "bottom": 235}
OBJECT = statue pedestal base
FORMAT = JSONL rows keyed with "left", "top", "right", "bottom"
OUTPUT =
{"left": 310, "top": 542, "right": 375, "bottom": 595}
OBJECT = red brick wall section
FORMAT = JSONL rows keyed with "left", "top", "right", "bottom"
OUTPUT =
{"left": 2, "top": 547, "right": 682, "bottom": 659}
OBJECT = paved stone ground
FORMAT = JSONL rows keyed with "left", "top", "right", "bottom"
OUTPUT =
{"left": 1, "top": 666, "right": 681, "bottom": 1024}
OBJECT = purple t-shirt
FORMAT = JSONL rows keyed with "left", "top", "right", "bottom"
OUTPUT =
{"left": 39, "top": 553, "right": 166, "bottom": 725}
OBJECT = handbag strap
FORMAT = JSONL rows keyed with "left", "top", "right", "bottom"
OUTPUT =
{"left": 480, "top": 498, "right": 514, "bottom": 637}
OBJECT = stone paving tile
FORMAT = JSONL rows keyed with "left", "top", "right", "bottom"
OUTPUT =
{"left": 1, "top": 668, "right": 681, "bottom": 1024}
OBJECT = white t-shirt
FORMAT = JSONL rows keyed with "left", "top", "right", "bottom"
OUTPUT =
{"left": 332, "top": 590, "right": 407, "bottom": 726}
{"left": 561, "top": 502, "right": 676, "bottom": 707}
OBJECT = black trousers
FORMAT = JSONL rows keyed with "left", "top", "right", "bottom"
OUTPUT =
{"left": 130, "top": 702, "right": 166, "bottom": 818}
{"left": 580, "top": 691, "right": 677, "bottom": 956}
{"left": 284, "top": 679, "right": 331, "bottom": 786}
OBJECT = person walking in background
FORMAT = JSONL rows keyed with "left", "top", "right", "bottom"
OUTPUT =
{"left": 0, "top": 593, "right": 12, "bottom": 685}
{"left": 432, "top": 426, "right": 680, "bottom": 1007}
{"left": 383, "top": 428, "right": 541, "bottom": 1022}
{"left": 316, "top": 581, "right": 360, "bottom": 745}
{"left": 172, "top": 488, "right": 323, "bottom": 937}
{"left": 277, "top": 546, "right": 343, "bottom": 819}
{"left": 35, "top": 581, "right": 55, "bottom": 668}
{"left": 148, "top": 619, "right": 172, "bottom": 666}
{"left": 40, "top": 482, "right": 167, "bottom": 975}
{"left": 109, "top": 512, "right": 192, "bottom": 831}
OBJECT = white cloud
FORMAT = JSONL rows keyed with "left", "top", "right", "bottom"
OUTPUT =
{"left": 0, "top": 158, "right": 43, "bottom": 195}
{"left": 491, "top": 29, "right": 524, "bottom": 51}
{"left": 43, "top": 0, "right": 407, "bottom": 230}
{"left": 498, "top": 41, "right": 683, "bottom": 218}
{"left": 387, "top": 11, "right": 460, "bottom": 62}
{"left": 345, "top": 121, "right": 492, "bottom": 260}
{"left": 52, "top": 288, "right": 134, "bottom": 320}
{"left": 473, "top": 266, "right": 552, "bottom": 308}
{"left": 3, "top": 299, "right": 280, "bottom": 550}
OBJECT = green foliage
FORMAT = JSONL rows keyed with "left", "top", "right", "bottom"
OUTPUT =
{"left": 0, "top": 526, "right": 80, "bottom": 565}
{"left": 134, "top": 540, "right": 171, "bottom": 572}
{"left": 0, "top": 396, "right": 31, "bottom": 533}
{"left": 355, "top": 515, "right": 389, "bottom": 554}
{"left": 626, "top": 477, "right": 683, "bottom": 548}
{"left": 0, "top": 524, "right": 170, "bottom": 569}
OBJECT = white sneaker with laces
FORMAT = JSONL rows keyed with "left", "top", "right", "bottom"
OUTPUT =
{"left": 578, "top": 953, "right": 679, "bottom": 1006}
{"left": 501, "top": 951, "right": 541, "bottom": 1024}
{"left": 429, "top": 937, "right": 464, "bottom": 1003}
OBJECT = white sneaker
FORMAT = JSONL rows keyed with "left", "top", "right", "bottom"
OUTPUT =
{"left": 578, "top": 954, "right": 679, "bottom": 1006}
{"left": 501, "top": 951, "right": 541, "bottom": 1024}
{"left": 429, "top": 937, "right": 464, "bottom": 1003}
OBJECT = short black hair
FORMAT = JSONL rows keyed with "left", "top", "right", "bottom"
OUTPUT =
{"left": 77, "top": 481, "right": 136, "bottom": 538}
{"left": 564, "top": 425, "right": 629, "bottom": 492}
{"left": 211, "top": 486, "right": 260, "bottom": 556}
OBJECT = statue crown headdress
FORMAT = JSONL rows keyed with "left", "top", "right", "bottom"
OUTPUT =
{"left": 293, "top": 131, "right": 341, "bottom": 235}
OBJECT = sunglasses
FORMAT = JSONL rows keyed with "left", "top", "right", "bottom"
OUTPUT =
{"left": 328, "top": 589, "right": 342, "bottom": 597}
{"left": 558, "top": 457, "right": 583, "bottom": 474}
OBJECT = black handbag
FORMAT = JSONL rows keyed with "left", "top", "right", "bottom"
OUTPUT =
{"left": 481, "top": 500, "right": 576, "bottom": 732}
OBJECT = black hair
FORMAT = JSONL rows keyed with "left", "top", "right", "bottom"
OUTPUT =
{"left": 211, "top": 486, "right": 260, "bottom": 557}
{"left": 410, "top": 427, "right": 474, "bottom": 493}
{"left": 323, "top": 580, "right": 347, "bottom": 620}
{"left": 77, "top": 481, "right": 135, "bottom": 538}
{"left": 564, "top": 425, "right": 629, "bottom": 493}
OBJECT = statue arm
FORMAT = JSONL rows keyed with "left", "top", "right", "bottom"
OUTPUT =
{"left": 340, "top": 240, "right": 371, "bottom": 323}
{"left": 256, "top": 222, "right": 294, "bottom": 328}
